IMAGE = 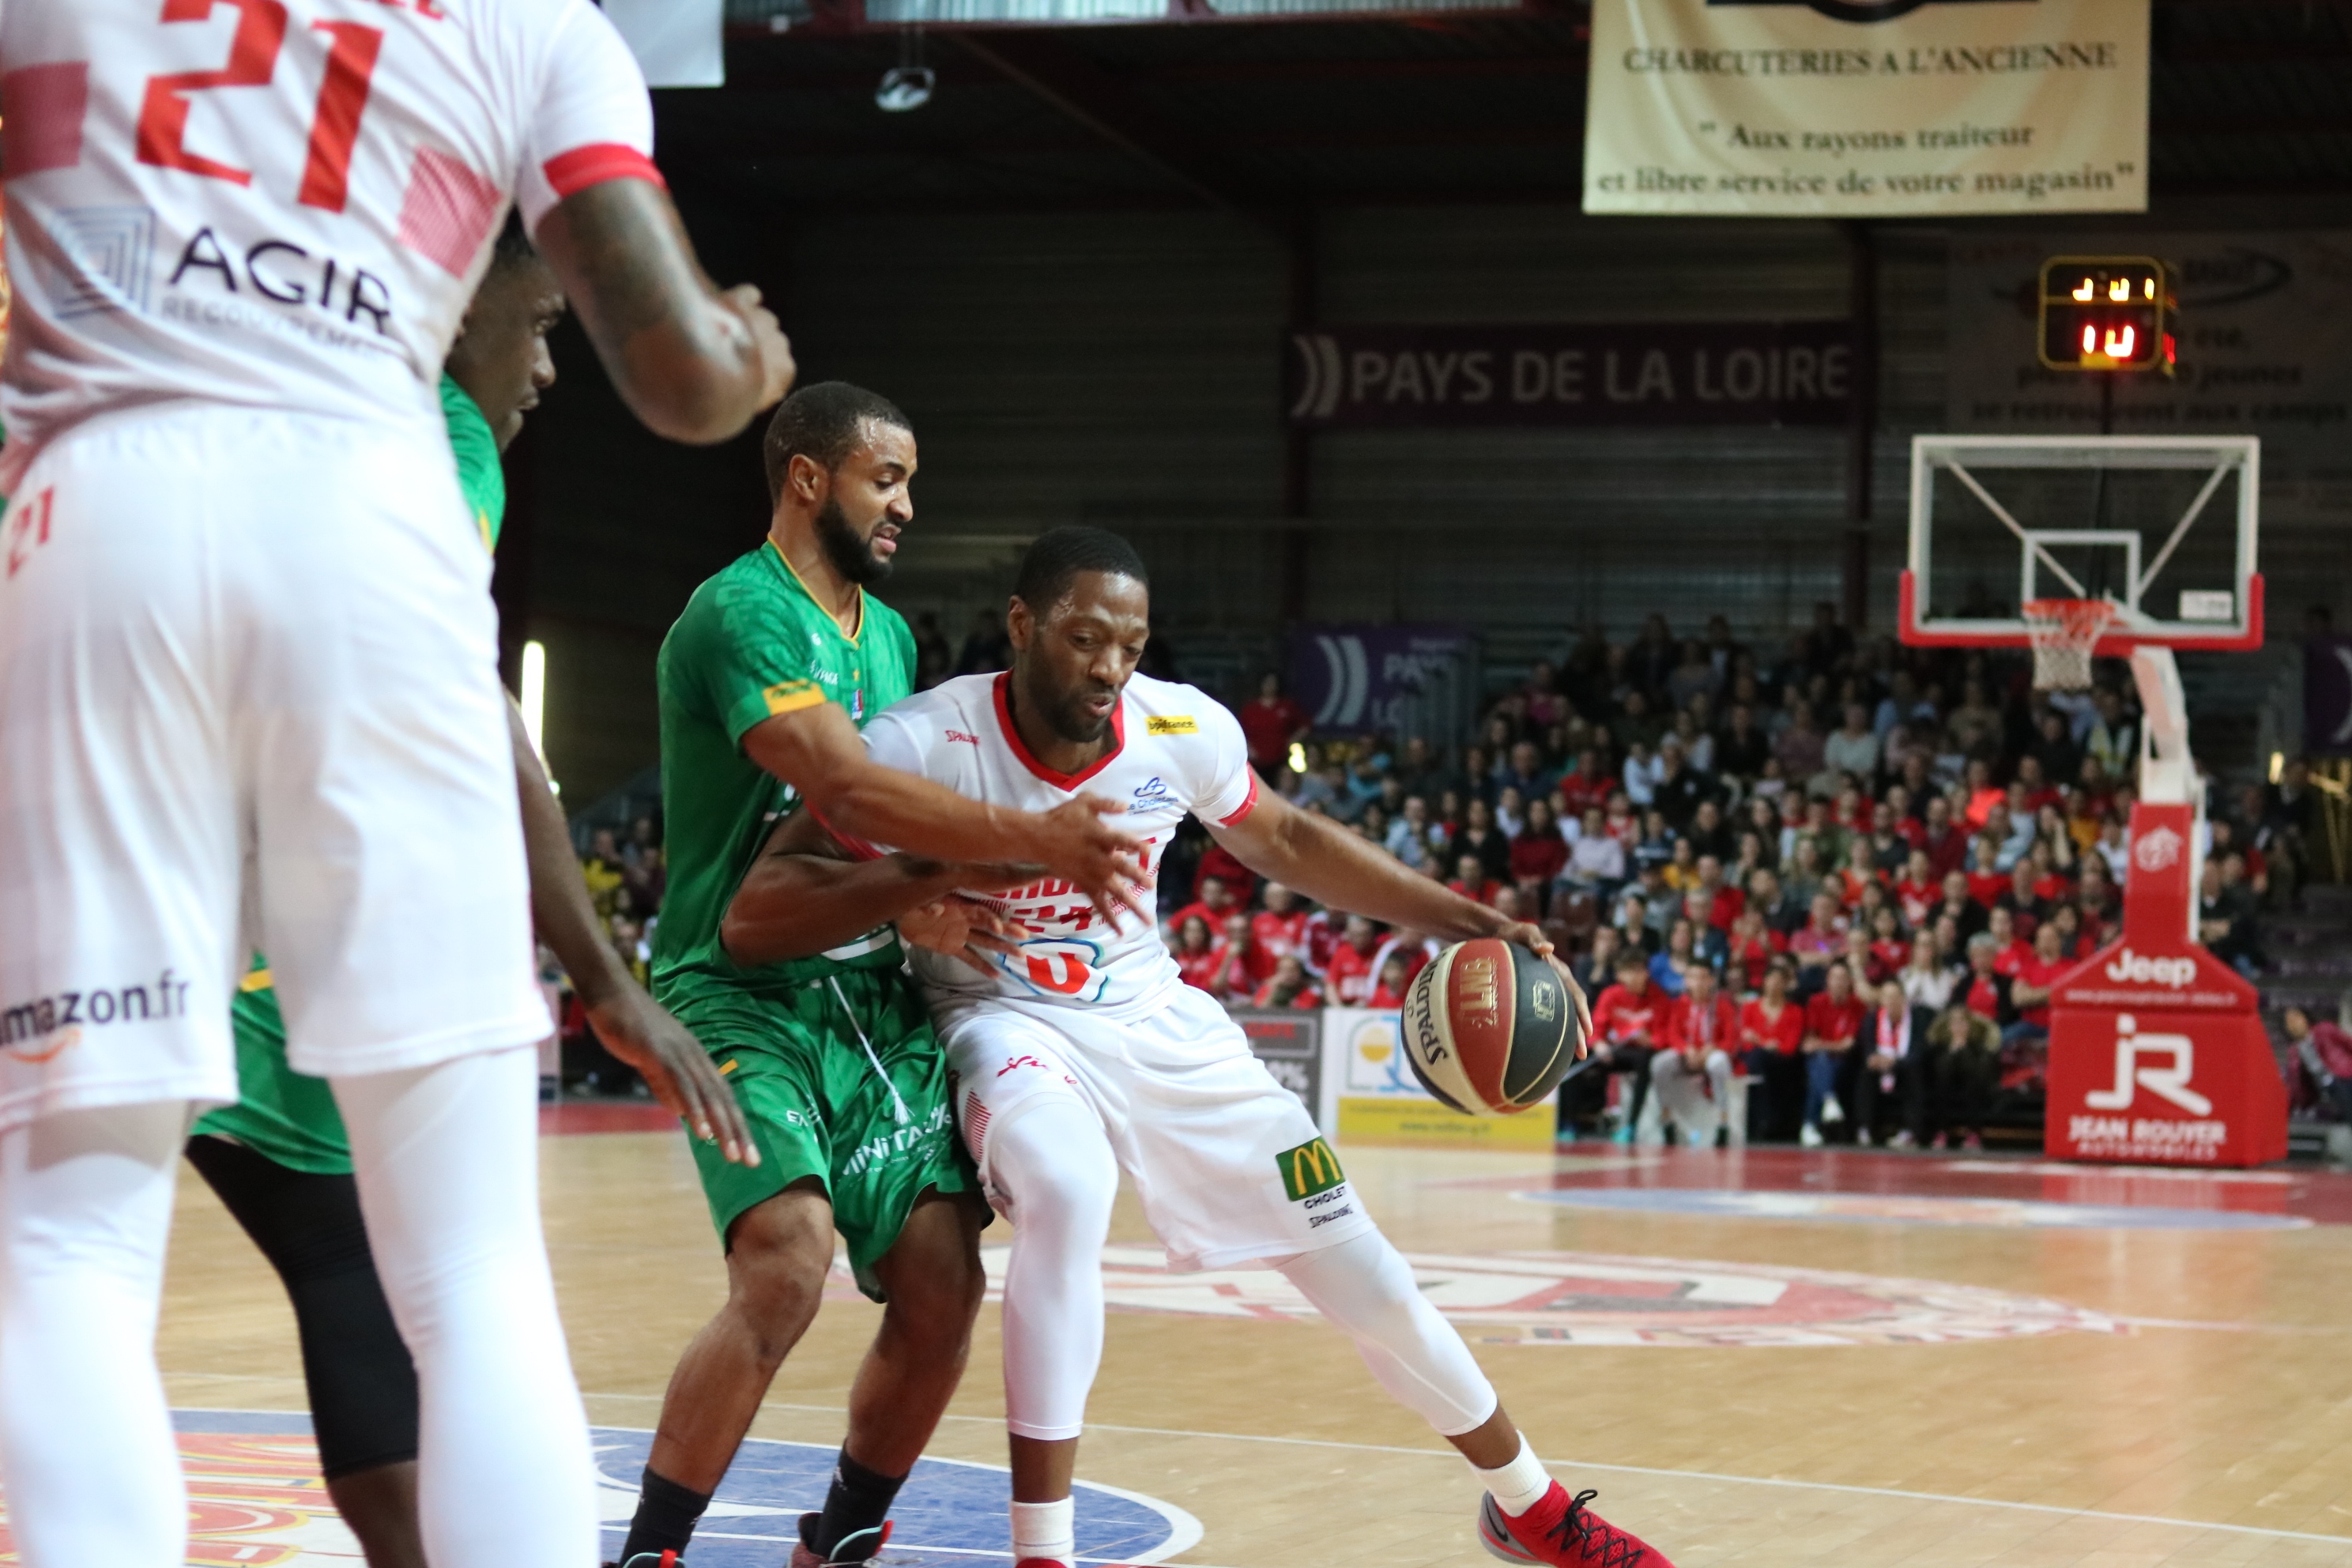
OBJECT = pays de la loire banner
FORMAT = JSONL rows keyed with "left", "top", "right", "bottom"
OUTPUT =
{"left": 1286, "top": 321, "right": 1853, "bottom": 428}
{"left": 1584, "top": 0, "right": 2150, "bottom": 217}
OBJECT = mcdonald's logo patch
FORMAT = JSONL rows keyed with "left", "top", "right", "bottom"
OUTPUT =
{"left": 1277, "top": 1137, "right": 1346, "bottom": 1202}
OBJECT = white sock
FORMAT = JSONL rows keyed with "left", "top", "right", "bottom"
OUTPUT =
{"left": 1011, "top": 1497, "right": 1076, "bottom": 1565}
{"left": 1474, "top": 1436, "right": 1555, "bottom": 1517}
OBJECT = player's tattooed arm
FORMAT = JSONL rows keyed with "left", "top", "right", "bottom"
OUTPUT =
{"left": 1211, "top": 789, "right": 1594, "bottom": 1047}
{"left": 742, "top": 703, "right": 1146, "bottom": 929}
{"left": 722, "top": 805, "right": 1032, "bottom": 971}
{"left": 530, "top": 179, "right": 795, "bottom": 444}
{"left": 507, "top": 699, "right": 758, "bottom": 1165}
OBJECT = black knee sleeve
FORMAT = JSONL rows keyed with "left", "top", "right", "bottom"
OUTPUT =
{"left": 186, "top": 1135, "right": 420, "bottom": 1478}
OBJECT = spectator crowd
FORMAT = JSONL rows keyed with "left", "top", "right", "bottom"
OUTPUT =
{"left": 1186, "top": 604, "right": 2322, "bottom": 1148}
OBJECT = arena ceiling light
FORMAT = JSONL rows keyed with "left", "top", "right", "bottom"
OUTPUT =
{"left": 876, "top": 26, "right": 937, "bottom": 110}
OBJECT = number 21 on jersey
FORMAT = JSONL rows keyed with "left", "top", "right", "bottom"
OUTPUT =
{"left": 136, "top": 0, "right": 396, "bottom": 213}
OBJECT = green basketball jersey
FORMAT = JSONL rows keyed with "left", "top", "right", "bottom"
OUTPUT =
{"left": 194, "top": 375, "right": 507, "bottom": 1173}
{"left": 652, "top": 541, "right": 918, "bottom": 1005}
{"left": 442, "top": 372, "right": 507, "bottom": 551}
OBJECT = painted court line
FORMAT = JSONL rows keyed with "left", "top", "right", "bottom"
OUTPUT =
{"left": 173, "top": 1378, "right": 2352, "bottom": 1553}
{"left": 683, "top": 1395, "right": 2352, "bottom": 1551}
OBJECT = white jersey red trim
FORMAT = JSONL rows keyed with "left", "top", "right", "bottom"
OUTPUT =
{"left": 0, "top": 0, "right": 659, "bottom": 488}
{"left": 850, "top": 672, "right": 1260, "bottom": 1019}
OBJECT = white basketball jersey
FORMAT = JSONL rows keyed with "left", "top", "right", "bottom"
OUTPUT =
{"left": 851, "top": 672, "right": 1261, "bottom": 1018}
{"left": 0, "top": 0, "right": 657, "bottom": 487}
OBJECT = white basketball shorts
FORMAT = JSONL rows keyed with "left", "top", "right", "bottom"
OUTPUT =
{"left": 936, "top": 982, "right": 1374, "bottom": 1271}
{"left": 0, "top": 404, "right": 548, "bottom": 1130}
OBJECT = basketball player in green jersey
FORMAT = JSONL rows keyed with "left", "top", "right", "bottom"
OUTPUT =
{"left": 184, "top": 221, "right": 754, "bottom": 1568}
{"left": 614, "top": 383, "right": 1141, "bottom": 1568}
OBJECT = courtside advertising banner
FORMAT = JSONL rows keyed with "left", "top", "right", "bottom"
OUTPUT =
{"left": 1584, "top": 0, "right": 2150, "bottom": 217}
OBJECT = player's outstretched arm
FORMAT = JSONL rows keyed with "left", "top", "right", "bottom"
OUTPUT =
{"left": 742, "top": 703, "right": 1145, "bottom": 929}
{"left": 721, "top": 808, "right": 1031, "bottom": 970}
{"left": 530, "top": 179, "right": 794, "bottom": 445}
{"left": 507, "top": 700, "right": 756, "bottom": 1165}
{"left": 1212, "top": 791, "right": 1593, "bottom": 1044}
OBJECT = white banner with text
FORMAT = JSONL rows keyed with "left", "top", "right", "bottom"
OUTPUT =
{"left": 1584, "top": 0, "right": 2150, "bottom": 217}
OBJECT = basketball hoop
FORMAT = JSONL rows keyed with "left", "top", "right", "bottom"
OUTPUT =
{"left": 2021, "top": 597, "right": 2119, "bottom": 691}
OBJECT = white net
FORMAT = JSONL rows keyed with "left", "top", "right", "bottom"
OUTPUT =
{"left": 2022, "top": 598, "right": 2119, "bottom": 691}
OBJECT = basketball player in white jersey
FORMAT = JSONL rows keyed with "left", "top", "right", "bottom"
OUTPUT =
{"left": 0, "top": 6, "right": 1134, "bottom": 1567}
{"left": 723, "top": 528, "right": 1680, "bottom": 1568}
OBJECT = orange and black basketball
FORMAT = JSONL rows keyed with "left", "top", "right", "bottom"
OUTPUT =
{"left": 1400, "top": 937, "right": 1581, "bottom": 1117}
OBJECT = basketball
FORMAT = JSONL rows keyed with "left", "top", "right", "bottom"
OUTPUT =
{"left": 1399, "top": 938, "right": 1581, "bottom": 1117}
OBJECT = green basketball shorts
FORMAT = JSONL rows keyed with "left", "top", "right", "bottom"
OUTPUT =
{"left": 669, "top": 967, "right": 976, "bottom": 1301}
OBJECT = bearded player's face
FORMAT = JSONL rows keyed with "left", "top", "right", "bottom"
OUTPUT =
{"left": 815, "top": 420, "right": 917, "bottom": 586}
{"left": 1010, "top": 571, "right": 1150, "bottom": 746}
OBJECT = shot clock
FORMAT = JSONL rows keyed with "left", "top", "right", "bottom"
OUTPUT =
{"left": 2037, "top": 257, "right": 2175, "bottom": 375}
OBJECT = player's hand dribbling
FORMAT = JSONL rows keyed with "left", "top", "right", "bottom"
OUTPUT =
{"left": 1023, "top": 796, "right": 1148, "bottom": 933}
{"left": 1497, "top": 920, "right": 1596, "bottom": 1061}
{"left": 583, "top": 986, "right": 760, "bottom": 1167}
{"left": 720, "top": 284, "right": 796, "bottom": 410}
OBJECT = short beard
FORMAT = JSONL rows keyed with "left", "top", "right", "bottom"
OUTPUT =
{"left": 1046, "top": 696, "right": 1114, "bottom": 747}
{"left": 816, "top": 497, "right": 891, "bottom": 585}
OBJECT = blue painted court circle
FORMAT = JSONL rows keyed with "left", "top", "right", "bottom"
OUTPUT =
{"left": 137, "top": 1410, "right": 1199, "bottom": 1567}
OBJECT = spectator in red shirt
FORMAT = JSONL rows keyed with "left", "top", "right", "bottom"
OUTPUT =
{"left": 1916, "top": 793, "right": 1968, "bottom": 880}
{"left": 2006, "top": 920, "right": 2072, "bottom": 1040}
{"left": 1323, "top": 914, "right": 1383, "bottom": 1005}
{"left": 1894, "top": 850, "right": 1939, "bottom": 929}
{"left": 1964, "top": 836, "right": 2008, "bottom": 908}
{"left": 1212, "top": 910, "right": 1268, "bottom": 997}
{"left": 1693, "top": 854, "right": 1743, "bottom": 933}
{"left": 1724, "top": 906, "right": 1785, "bottom": 995}
{"left": 1446, "top": 852, "right": 1502, "bottom": 907}
{"left": 1566, "top": 953, "right": 1668, "bottom": 1144}
{"left": 1509, "top": 797, "right": 1570, "bottom": 910}
{"left": 1788, "top": 892, "right": 1848, "bottom": 993}
{"left": 1551, "top": 748, "right": 1601, "bottom": 816}
{"left": 1800, "top": 961, "right": 1864, "bottom": 1145}
{"left": 1984, "top": 906, "right": 2031, "bottom": 977}
{"left": 1250, "top": 882, "right": 1310, "bottom": 968}
{"left": 1172, "top": 914, "right": 1221, "bottom": 995}
{"left": 1367, "top": 952, "right": 1413, "bottom": 1008}
{"left": 1958, "top": 932, "right": 2015, "bottom": 1027}
{"left": 1250, "top": 954, "right": 1323, "bottom": 1010}
{"left": 1740, "top": 962, "right": 1807, "bottom": 1140}
{"left": 1866, "top": 905, "right": 1910, "bottom": 985}
{"left": 2026, "top": 834, "right": 2074, "bottom": 904}
{"left": 1237, "top": 672, "right": 1310, "bottom": 780}
{"left": 1650, "top": 967, "right": 1739, "bottom": 1145}
{"left": 1168, "top": 873, "right": 1238, "bottom": 948}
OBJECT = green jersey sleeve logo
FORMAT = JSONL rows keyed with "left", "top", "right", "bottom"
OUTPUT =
{"left": 1277, "top": 1137, "right": 1346, "bottom": 1201}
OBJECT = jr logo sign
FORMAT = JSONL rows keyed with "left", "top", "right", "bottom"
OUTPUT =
{"left": 2082, "top": 1013, "right": 2214, "bottom": 1118}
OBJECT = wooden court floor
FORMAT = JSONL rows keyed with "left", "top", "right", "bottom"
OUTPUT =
{"left": 149, "top": 1122, "right": 2352, "bottom": 1567}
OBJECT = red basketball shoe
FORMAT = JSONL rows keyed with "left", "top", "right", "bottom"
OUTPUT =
{"left": 1478, "top": 1483, "right": 1672, "bottom": 1567}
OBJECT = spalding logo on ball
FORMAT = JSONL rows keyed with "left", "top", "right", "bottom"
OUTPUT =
{"left": 1400, "top": 938, "right": 1582, "bottom": 1116}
